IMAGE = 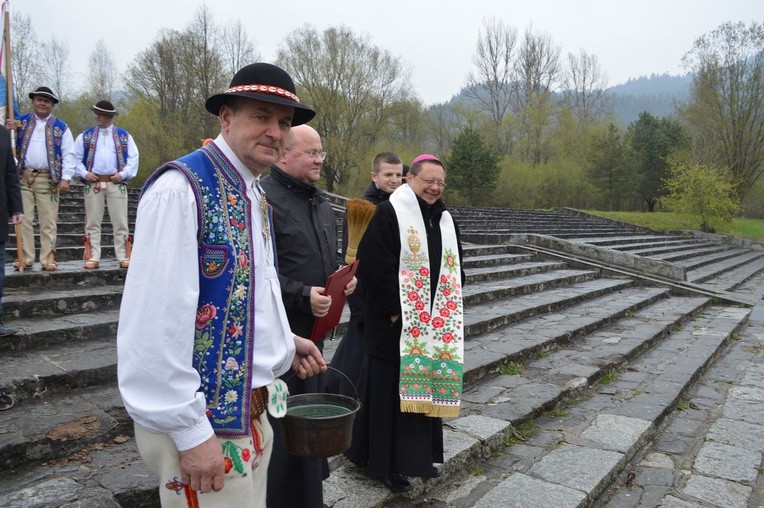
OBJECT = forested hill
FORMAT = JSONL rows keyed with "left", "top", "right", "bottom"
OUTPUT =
{"left": 448, "top": 72, "right": 693, "bottom": 126}
{"left": 609, "top": 73, "right": 693, "bottom": 124}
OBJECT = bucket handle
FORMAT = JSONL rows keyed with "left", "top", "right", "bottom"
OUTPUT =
{"left": 284, "top": 366, "right": 360, "bottom": 401}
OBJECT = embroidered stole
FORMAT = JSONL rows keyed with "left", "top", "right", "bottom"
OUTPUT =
{"left": 391, "top": 184, "right": 464, "bottom": 418}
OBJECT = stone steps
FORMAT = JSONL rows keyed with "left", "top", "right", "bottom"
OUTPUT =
{"left": 645, "top": 244, "right": 735, "bottom": 262}
{"left": 625, "top": 242, "right": 725, "bottom": 257}
{"left": 687, "top": 250, "right": 764, "bottom": 283}
{"left": 323, "top": 302, "right": 750, "bottom": 507}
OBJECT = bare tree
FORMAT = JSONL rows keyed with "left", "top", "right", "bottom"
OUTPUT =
{"left": 464, "top": 17, "right": 517, "bottom": 153}
{"left": 515, "top": 27, "right": 561, "bottom": 165}
{"left": 9, "top": 12, "right": 39, "bottom": 111}
{"left": 680, "top": 21, "right": 764, "bottom": 200}
{"left": 278, "top": 24, "right": 412, "bottom": 192}
{"left": 38, "top": 36, "right": 70, "bottom": 99}
{"left": 220, "top": 20, "right": 259, "bottom": 78}
{"left": 87, "top": 39, "right": 117, "bottom": 99}
{"left": 563, "top": 49, "right": 610, "bottom": 131}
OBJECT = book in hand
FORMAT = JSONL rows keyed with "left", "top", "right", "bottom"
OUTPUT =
{"left": 309, "top": 260, "right": 359, "bottom": 342}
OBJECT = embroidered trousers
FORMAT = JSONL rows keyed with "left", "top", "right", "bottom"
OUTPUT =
{"left": 20, "top": 170, "right": 59, "bottom": 266}
{"left": 83, "top": 181, "right": 129, "bottom": 262}
{"left": 135, "top": 414, "right": 273, "bottom": 508}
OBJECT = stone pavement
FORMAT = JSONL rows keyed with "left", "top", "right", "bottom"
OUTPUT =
{"left": 0, "top": 196, "right": 762, "bottom": 507}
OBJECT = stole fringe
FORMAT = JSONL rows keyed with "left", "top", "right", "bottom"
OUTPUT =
{"left": 400, "top": 399, "right": 461, "bottom": 419}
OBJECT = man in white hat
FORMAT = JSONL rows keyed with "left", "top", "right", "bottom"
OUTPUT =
{"left": 6, "top": 86, "right": 76, "bottom": 271}
{"left": 73, "top": 100, "right": 139, "bottom": 269}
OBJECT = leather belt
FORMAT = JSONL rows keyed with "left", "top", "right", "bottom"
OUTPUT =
{"left": 96, "top": 175, "right": 114, "bottom": 182}
{"left": 250, "top": 386, "right": 268, "bottom": 418}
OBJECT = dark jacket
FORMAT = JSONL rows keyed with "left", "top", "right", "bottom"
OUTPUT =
{"left": 0, "top": 126, "right": 22, "bottom": 242}
{"left": 356, "top": 193, "right": 464, "bottom": 360}
{"left": 260, "top": 164, "right": 341, "bottom": 338}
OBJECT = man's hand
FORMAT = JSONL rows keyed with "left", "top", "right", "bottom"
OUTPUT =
{"left": 111, "top": 173, "right": 124, "bottom": 184}
{"left": 292, "top": 335, "right": 327, "bottom": 379}
{"left": 309, "top": 286, "right": 331, "bottom": 318}
{"left": 178, "top": 436, "right": 225, "bottom": 493}
{"left": 4, "top": 119, "right": 16, "bottom": 130}
{"left": 58, "top": 180, "right": 70, "bottom": 193}
{"left": 11, "top": 213, "right": 23, "bottom": 225}
{"left": 343, "top": 276, "right": 357, "bottom": 296}
{"left": 85, "top": 172, "right": 100, "bottom": 183}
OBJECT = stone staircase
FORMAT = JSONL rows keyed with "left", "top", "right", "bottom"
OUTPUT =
{"left": 0, "top": 198, "right": 761, "bottom": 507}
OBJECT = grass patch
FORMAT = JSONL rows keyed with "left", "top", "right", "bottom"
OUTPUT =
{"left": 500, "top": 362, "right": 521, "bottom": 376}
{"left": 731, "top": 332, "right": 741, "bottom": 341}
{"left": 584, "top": 210, "right": 764, "bottom": 242}
{"left": 473, "top": 464, "right": 485, "bottom": 476}
{"left": 503, "top": 421, "right": 537, "bottom": 446}
{"left": 537, "top": 349, "right": 548, "bottom": 358}
{"left": 551, "top": 407, "right": 567, "bottom": 417}
{"left": 676, "top": 400, "right": 690, "bottom": 411}
{"left": 599, "top": 369, "right": 620, "bottom": 385}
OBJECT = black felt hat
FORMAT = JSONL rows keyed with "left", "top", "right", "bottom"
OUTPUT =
{"left": 205, "top": 63, "right": 315, "bottom": 126}
{"left": 28, "top": 86, "right": 59, "bottom": 104}
{"left": 91, "top": 100, "right": 118, "bottom": 116}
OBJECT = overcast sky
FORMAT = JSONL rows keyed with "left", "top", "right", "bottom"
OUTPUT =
{"left": 18, "top": 0, "right": 764, "bottom": 105}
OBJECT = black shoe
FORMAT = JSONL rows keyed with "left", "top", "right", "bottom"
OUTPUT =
{"left": 0, "top": 325, "right": 18, "bottom": 337}
{"left": 421, "top": 465, "right": 443, "bottom": 478}
{"left": 382, "top": 473, "right": 413, "bottom": 493}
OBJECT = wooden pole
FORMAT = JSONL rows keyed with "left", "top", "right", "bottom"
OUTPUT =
{"left": 3, "top": 1, "right": 15, "bottom": 144}
{"left": 4, "top": 4, "right": 23, "bottom": 270}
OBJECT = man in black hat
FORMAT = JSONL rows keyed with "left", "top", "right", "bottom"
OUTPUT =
{"left": 118, "top": 63, "right": 326, "bottom": 507}
{"left": 73, "top": 100, "right": 139, "bottom": 270}
{"left": 5, "top": 86, "right": 76, "bottom": 271}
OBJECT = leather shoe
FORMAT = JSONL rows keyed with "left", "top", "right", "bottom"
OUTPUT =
{"left": 119, "top": 259, "right": 130, "bottom": 269}
{"left": 84, "top": 260, "right": 100, "bottom": 269}
{"left": 0, "top": 324, "right": 18, "bottom": 337}
{"left": 381, "top": 473, "right": 412, "bottom": 493}
{"left": 42, "top": 262, "right": 57, "bottom": 271}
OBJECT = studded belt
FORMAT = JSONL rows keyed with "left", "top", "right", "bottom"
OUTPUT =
{"left": 250, "top": 385, "right": 268, "bottom": 418}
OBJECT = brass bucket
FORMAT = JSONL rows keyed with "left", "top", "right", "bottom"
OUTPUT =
{"left": 281, "top": 369, "right": 361, "bottom": 458}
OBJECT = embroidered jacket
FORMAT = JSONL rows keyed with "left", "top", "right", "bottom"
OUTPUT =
{"left": 16, "top": 112, "right": 69, "bottom": 182}
{"left": 80, "top": 126, "right": 131, "bottom": 176}
{"left": 143, "top": 144, "right": 261, "bottom": 436}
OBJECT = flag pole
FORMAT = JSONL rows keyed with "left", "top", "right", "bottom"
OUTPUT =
{"left": 3, "top": 2, "right": 24, "bottom": 271}
{"left": 3, "top": 0, "right": 14, "bottom": 151}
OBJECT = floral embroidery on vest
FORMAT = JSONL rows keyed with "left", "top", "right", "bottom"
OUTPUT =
{"left": 142, "top": 144, "right": 256, "bottom": 436}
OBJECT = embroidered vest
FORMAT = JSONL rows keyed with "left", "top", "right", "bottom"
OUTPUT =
{"left": 16, "top": 112, "right": 68, "bottom": 182}
{"left": 142, "top": 144, "right": 259, "bottom": 436}
{"left": 81, "top": 126, "right": 130, "bottom": 174}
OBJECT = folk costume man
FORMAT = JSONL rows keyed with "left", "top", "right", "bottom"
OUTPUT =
{"left": 117, "top": 63, "right": 326, "bottom": 507}
{"left": 73, "top": 100, "right": 139, "bottom": 269}
{"left": 260, "top": 124, "right": 356, "bottom": 508}
{"left": 347, "top": 154, "right": 465, "bottom": 493}
{"left": 328, "top": 152, "right": 403, "bottom": 397}
{"left": 6, "top": 86, "right": 76, "bottom": 271}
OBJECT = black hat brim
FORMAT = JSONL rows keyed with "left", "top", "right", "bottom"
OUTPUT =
{"left": 91, "top": 106, "right": 118, "bottom": 116}
{"left": 28, "top": 92, "right": 59, "bottom": 104}
{"left": 205, "top": 91, "right": 315, "bottom": 126}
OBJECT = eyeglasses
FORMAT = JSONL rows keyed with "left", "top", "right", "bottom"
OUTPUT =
{"left": 414, "top": 174, "right": 447, "bottom": 189}
{"left": 285, "top": 148, "right": 327, "bottom": 161}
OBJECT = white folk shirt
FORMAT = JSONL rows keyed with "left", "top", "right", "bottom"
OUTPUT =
{"left": 117, "top": 135, "right": 295, "bottom": 451}
{"left": 22, "top": 114, "right": 76, "bottom": 180}
{"left": 73, "top": 125, "right": 140, "bottom": 181}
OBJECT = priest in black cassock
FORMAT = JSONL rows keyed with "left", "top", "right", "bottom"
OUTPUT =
{"left": 346, "top": 154, "right": 465, "bottom": 493}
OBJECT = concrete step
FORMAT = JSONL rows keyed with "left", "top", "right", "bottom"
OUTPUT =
{"left": 4, "top": 284, "right": 124, "bottom": 319}
{"left": 0, "top": 336, "right": 117, "bottom": 404}
{"left": 602, "top": 239, "right": 708, "bottom": 253}
{"left": 573, "top": 235, "right": 685, "bottom": 247}
{"left": 0, "top": 310, "right": 118, "bottom": 353}
{"left": 463, "top": 252, "right": 537, "bottom": 269}
{"left": 323, "top": 303, "right": 749, "bottom": 506}
{"left": 465, "top": 261, "right": 569, "bottom": 283}
{"left": 4, "top": 260, "right": 127, "bottom": 289}
{"left": 687, "top": 251, "right": 764, "bottom": 283}
{"left": 626, "top": 242, "right": 725, "bottom": 257}
{"left": 697, "top": 255, "right": 764, "bottom": 294}
{"left": 673, "top": 247, "right": 750, "bottom": 270}
{"left": 645, "top": 244, "right": 734, "bottom": 262}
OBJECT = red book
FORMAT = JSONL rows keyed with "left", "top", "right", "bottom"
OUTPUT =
{"left": 309, "top": 260, "right": 359, "bottom": 342}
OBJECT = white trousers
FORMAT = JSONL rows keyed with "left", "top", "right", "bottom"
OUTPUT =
{"left": 134, "top": 414, "right": 273, "bottom": 507}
